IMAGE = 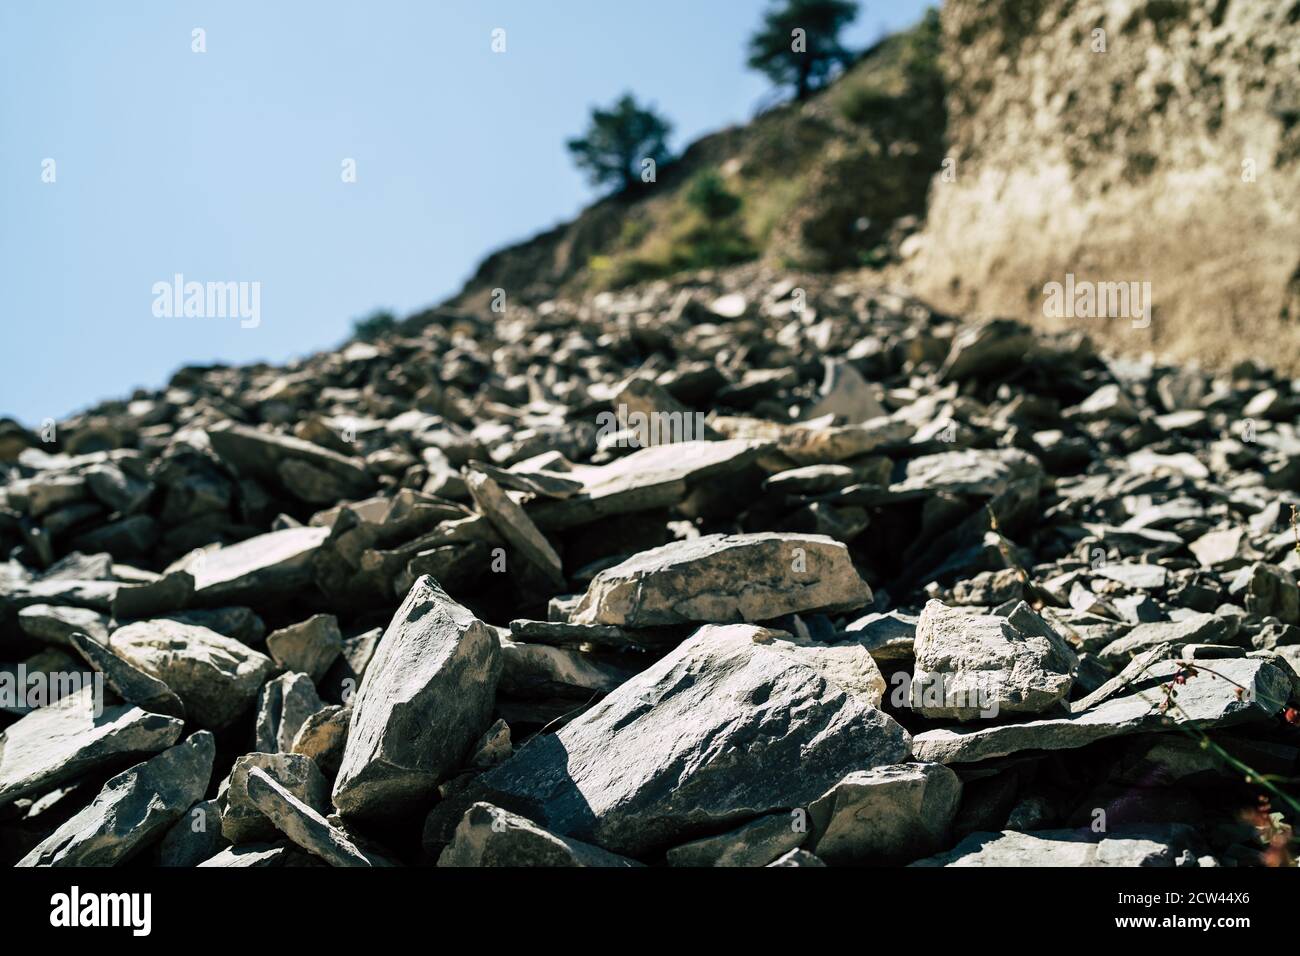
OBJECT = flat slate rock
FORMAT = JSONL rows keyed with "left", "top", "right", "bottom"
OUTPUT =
{"left": 255, "top": 671, "right": 325, "bottom": 754}
{"left": 0, "top": 686, "right": 184, "bottom": 808}
{"left": 176, "top": 526, "right": 330, "bottom": 605}
{"left": 570, "top": 532, "right": 872, "bottom": 628}
{"left": 17, "top": 731, "right": 214, "bottom": 866}
{"left": 265, "top": 614, "right": 343, "bottom": 683}
{"left": 911, "top": 825, "right": 1207, "bottom": 867}
{"left": 913, "top": 657, "right": 1291, "bottom": 764}
{"left": 476, "top": 623, "right": 911, "bottom": 857}
{"left": 246, "top": 767, "right": 390, "bottom": 867}
{"left": 17, "top": 603, "right": 111, "bottom": 647}
{"left": 666, "top": 813, "right": 806, "bottom": 868}
{"left": 222, "top": 752, "right": 329, "bottom": 844}
{"left": 466, "top": 470, "right": 566, "bottom": 588}
{"left": 68, "top": 631, "right": 185, "bottom": 719}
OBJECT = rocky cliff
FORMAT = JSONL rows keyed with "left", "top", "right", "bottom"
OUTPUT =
{"left": 906, "top": 0, "right": 1300, "bottom": 369}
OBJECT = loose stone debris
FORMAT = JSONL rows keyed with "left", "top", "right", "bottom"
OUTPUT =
{"left": 2, "top": 269, "right": 1298, "bottom": 868}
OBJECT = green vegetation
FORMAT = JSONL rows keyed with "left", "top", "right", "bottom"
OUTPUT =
{"left": 746, "top": 0, "right": 859, "bottom": 101}
{"left": 566, "top": 94, "right": 674, "bottom": 193}
{"left": 351, "top": 309, "right": 397, "bottom": 341}
{"left": 592, "top": 169, "right": 757, "bottom": 288}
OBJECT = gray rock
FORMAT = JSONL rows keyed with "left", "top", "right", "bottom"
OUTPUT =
{"left": 844, "top": 610, "right": 918, "bottom": 661}
{"left": 767, "top": 848, "right": 827, "bottom": 867}
{"left": 245, "top": 767, "right": 390, "bottom": 867}
{"left": 17, "top": 731, "right": 214, "bottom": 866}
{"left": 477, "top": 623, "right": 911, "bottom": 856}
{"left": 571, "top": 532, "right": 872, "bottom": 627}
{"left": 911, "top": 600, "right": 1076, "bottom": 720}
{"left": 0, "top": 687, "right": 183, "bottom": 807}
{"left": 255, "top": 671, "right": 324, "bottom": 754}
{"left": 17, "top": 603, "right": 111, "bottom": 647}
{"left": 1098, "top": 613, "right": 1238, "bottom": 665}
{"left": 439, "top": 803, "right": 641, "bottom": 867}
{"left": 332, "top": 576, "right": 501, "bottom": 818}
{"left": 68, "top": 631, "right": 185, "bottom": 719}
{"left": 466, "top": 469, "right": 565, "bottom": 587}
{"left": 527, "top": 439, "right": 766, "bottom": 529}
{"left": 290, "top": 705, "right": 351, "bottom": 778}
{"left": 197, "top": 841, "right": 323, "bottom": 867}
{"left": 175, "top": 525, "right": 330, "bottom": 605}
{"left": 222, "top": 752, "right": 329, "bottom": 844}
{"left": 265, "top": 614, "right": 343, "bottom": 683}
{"left": 914, "top": 657, "right": 1291, "bottom": 764}
{"left": 207, "top": 422, "right": 375, "bottom": 501}
{"left": 499, "top": 635, "right": 637, "bottom": 698}
{"left": 666, "top": 813, "right": 806, "bottom": 867}
{"left": 912, "top": 825, "right": 1206, "bottom": 867}
{"left": 807, "top": 763, "right": 962, "bottom": 864}
{"left": 110, "top": 619, "right": 273, "bottom": 729}
{"left": 158, "top": 798, "right": 227, "bottom": 867}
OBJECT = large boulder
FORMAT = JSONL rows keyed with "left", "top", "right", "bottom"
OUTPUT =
{"left": 476, "top": 623, "right": 911, "bottom": 856}
{"left": 332, "top": 576, "right": 501, "bottom": 818}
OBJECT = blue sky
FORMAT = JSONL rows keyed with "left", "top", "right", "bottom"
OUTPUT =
{"left": 0, "top": 0, "right": 932, "bottom": 426}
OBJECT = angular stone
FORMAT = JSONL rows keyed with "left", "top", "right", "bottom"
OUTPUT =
{"left": 207, "top": 422, "right": 374, "bottom": 500}
{"left": 158, "top": 798, "right": 227, "bottom": 867}
{"left": 1098, "top": 613, "right": 1237, "bottom": 666}
{"left": 476, "top": 624, "right": 911, "bottom": 856}
{"left": 197, "top": 842, "right": 322, "bottom": 867}
{"left": 807, "top": 763, "right": 961, "bottom": 865}
{"left": 940, "top": 319, "right": 1036, "bottom": 382}
{"left": 912, "top": 825, "right": 1206, "bottom": 867}
{"left": 911, "top": 601, "right": 1076, "bottom": 720}
{"left": 767, "top": 848, "right": 826, "bottom": 867}
{"left": 439, "top": 803, "right": 641, "bottom": 868}
{"left": 666, "top": 813, "right": 805, "bottom": 867}
{"left": 804, "top": 359, "right": 886, "bottom": 424}
{"left": 1230, "top": 563, "right": 1299, "bottom": 625}
{"left": 571, "top": 532, "right": 872, "bottom": 628}
{"left": 245, "top": 767, "right": 390, "bottom": 867}
{"left": 466, "top": 470, "right": 565, "bottom": 588}
{"left": 844, "top": 610, "right": 918, "bottom": 661}
{"left": 18, "top": 731, "right": 214, "bottom": 866}
{"left": 914, "top": 658, "right": 1291, "bottom": 764}
{"left": 222, "top": 752, "right": 329, "bottom": 844}
{"left": 527, "top": 440, "right": 766, "bottom": 529}
{"left": 333, "top": 576, "right": 501, "bottom": 818}
{"left": 175, "top": 525, "right": 330, "bottom": 605}
{"left": 110, "top": 619, "right": 273, "bottom": 729}
{"left": 111, "top": 570, "right": 194, "bottom": 621}
{"left": 17, "top": 604, "right": 110, "bottom": 647}
{"left": 68, "top": 631, "right": 185, "bottom": 719}
{"left": 290, "top": 705, "right": 351, "bottom": 779}
{"left": 499, "top": 636, "right": 636, "bottom": 698}
{"left": 0, "top": 687, "right": 183, "bottom": 808}
{"left": 256, "top": 672, "right": 324, "bottom": 754}
{"left": 266, "top": 614, "right": 343, "bottom": 683}
{"left": 464, "top": 459, "right": 583, "bottom": 499}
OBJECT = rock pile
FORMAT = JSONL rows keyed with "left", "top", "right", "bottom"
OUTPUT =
{"left": 2, "top": 267, "right": 1298, "bottom": 867}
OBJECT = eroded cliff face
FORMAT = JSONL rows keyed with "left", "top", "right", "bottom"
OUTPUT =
{"left": 907, "top": 0, "right": 1300, "bottom": 369}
